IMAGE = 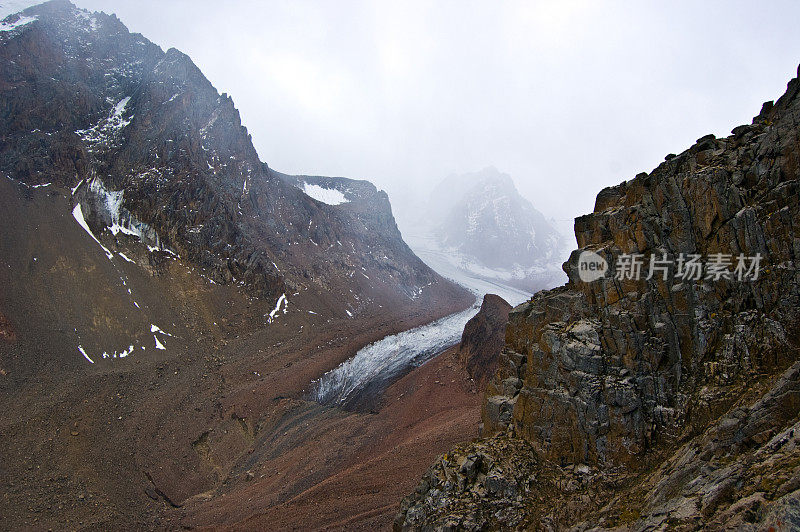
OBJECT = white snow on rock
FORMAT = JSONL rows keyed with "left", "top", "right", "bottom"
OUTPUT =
{"left": 76, "top": 97, "right": 132, "bottom": 148}
{"left": 72, "top": 203, "right": 113, "bottom": 260}
{"left": 302, "top": 183, "right": 349, "bottom": 206}
{"left": 77, "top": 345, "right": 94, "bottom": 364}
{"left": 87, "top": 176, "right": 170, "bottom": 254}
{"left": 0, "top": 13, "right": 34, "bottom": 32}
{"left": 103, "top": 345, "right": 134, "bottom": 359}
{"left": 150, "top": 324, "right": 173, "bottom": 337}
{"left": 75, "top": 9, "right": 98, "bottom": 32}
{"left": 267, "top": 293, "right": 288, "bottom": 323}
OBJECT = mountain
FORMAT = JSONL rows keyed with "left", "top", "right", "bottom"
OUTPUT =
{"left": 415, "top": 166, "right": 567, "bottom": 293}
{"left": 0, "top": 2, "right": 476, "bottom": 528}
{"left": 0, "top": 0, "right": 468, "bottom": 321}
{"left": 396, "top": 67, "right": 800, "bottom": 529}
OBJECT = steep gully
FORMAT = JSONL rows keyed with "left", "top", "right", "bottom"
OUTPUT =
{"left": 311, "top": 233, "right": 535, "bottom": 410}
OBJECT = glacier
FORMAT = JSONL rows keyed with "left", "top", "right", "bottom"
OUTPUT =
{"left": 312, "top": 304, "right": 480, "bottom": 408}
{"left": 311, "top": 231, "right": 536, "bottom": 409}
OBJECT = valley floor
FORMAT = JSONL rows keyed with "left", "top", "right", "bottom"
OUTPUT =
{"left": 170, "top": 346, "right": 481, "bottom": 530}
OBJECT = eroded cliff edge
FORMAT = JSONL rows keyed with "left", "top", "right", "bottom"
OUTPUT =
{"left": 395, "top": 66, "right": 800, "bottom": 530}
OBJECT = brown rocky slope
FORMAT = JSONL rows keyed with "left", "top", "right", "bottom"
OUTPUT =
{"left": 396, "top": 65, "right": 800, "bottom": 530}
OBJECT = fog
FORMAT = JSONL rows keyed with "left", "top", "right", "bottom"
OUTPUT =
{"left": 74, "top": 0, "right": 800, "bottom": 243}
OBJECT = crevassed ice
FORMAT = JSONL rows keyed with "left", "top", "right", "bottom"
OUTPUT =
{"left": 312, "top": 305, "right": 479, "bottom": 405}
{"left": 302, "top": 183, "right": 349, "bottom": 206}
{"left": 87, "top": 176, "right": 166, "bottom": 251}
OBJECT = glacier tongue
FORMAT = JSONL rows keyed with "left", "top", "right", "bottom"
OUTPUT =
{"left": 312, "top": 305, "right": 479, "bottom": 407}
{"left": 311, "top": 232, "right": 534, "bottom": 409}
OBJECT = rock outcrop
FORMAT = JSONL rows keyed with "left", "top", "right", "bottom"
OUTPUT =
{"left": 458, "top": 294, "right": 512, "bottom": 387}
{"left": 396, "top": 66, "right": 800, "bottom": 530}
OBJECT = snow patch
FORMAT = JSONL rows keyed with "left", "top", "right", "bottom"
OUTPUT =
{"left": 302, "top": 183, "right": 349, "bottom": 206}
{"left": 76, "top": 97, "right": 132, "bottom": 148}
{"left": 150, "top": 324, "right": 173, "bottom": 337}
{"left": 267, "top": 293, "right": 288, "bottom": 323}
{"left": 72, "top": 203, "right": 113, "bottom": 260}
{"left": 75, "top": 10, "right": 98, "bottom": 31}
{"left": 154, "top": 336, "right": 166, "bottom": 350}
{"left": 103, "top": 345, "right": 134, "bottom": 359}
{"left": 0, "top": 14, "right": 35, "bottom": 32}
{"left": 118, "top": 252, "right": 134, "bottom": 263}
{"left": 77, "top": 345, "right": 94, "bottom": 364}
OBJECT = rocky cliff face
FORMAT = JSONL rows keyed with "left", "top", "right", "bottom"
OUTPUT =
{"left": 396, "top": 66, "right": 800, "bottom": 530}
{"left": 0, "top": 0, "right": 467, "bottom": 318}
{"left": 458, "top": 294, "right": 512, "bottom": 387}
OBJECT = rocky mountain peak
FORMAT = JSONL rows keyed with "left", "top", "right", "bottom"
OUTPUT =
{"left": 457, "top": 293, "right": 512, "bottom": 387}
{"left": 0, "top": 0, "right": 469, "bottom": 317}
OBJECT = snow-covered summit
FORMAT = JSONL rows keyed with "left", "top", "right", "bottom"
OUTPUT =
{"left": 409, "top": 166, "right": 568, "bottom": 293}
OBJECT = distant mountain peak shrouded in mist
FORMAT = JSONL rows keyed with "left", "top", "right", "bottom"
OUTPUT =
{"left": 415, "top": 166, "right": 566, "bottom": 292}
{"left": 397, "top": 66, "right": 800, "bottom": 532}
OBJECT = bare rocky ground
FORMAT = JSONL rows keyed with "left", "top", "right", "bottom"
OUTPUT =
{"left": 0, "top": 178, "right": 477, "bottom": 530}
{"left": 170, "top": 346, "right": 481, "bottom": 531}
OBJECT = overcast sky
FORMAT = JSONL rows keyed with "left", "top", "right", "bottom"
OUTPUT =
{"left": 74, "top": 0, "right": 800, "bottom": 239}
